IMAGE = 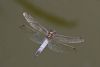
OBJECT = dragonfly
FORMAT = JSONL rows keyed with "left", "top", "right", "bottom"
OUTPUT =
{"left": 20, "top": 12, "right": 84, "bottom": 56}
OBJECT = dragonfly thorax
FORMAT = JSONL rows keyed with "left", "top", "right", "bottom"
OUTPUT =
{"left": 46, "top": 31, "right": 56, "bottom": 39}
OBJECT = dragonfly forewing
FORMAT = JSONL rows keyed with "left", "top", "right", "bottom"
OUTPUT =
{"left": 55, "top": 34, "right": 84, "bottom": 44}
{"left": 23, "top": 12, "right": 48, "bottom": 35}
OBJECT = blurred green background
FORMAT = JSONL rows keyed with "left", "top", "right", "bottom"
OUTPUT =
{"left": 0, "top": 0, "right": 100, "bottom": 67}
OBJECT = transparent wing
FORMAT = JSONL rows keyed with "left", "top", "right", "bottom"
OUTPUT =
{"left": 55, "top": 34, "right": 84, "bottom": 44}
{"left": 19, "top": 24, "right": 45, "bottom": 45}
{"left": 47, "top": 34, "right": 84, "bottom": 53}
{"left": 23, "top": 12, "right": 48, "bottom": 35}
{"left": 47, "top": 39, "right": 77, "bottom": 53}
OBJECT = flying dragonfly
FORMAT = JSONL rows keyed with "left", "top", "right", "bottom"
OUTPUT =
{"left": 20, "top": 12, "right": 84, "bottom": 56}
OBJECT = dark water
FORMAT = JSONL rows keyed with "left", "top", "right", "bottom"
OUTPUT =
{"left": 0, "top": 0, "right": 100, "bottom": 67}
